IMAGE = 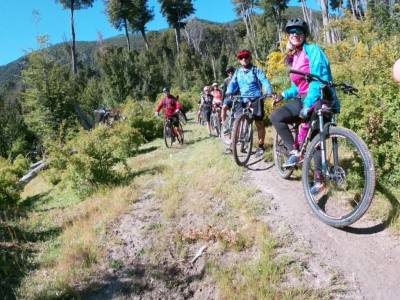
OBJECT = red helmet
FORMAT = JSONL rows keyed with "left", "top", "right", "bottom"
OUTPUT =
{"left": 236, "top": 49, "right": 252, "bottom": 59}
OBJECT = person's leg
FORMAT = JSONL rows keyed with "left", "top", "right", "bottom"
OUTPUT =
{"left": 269, "top": 98, "right": 302, "bottom": 151}
{"left": 254, "top": 120, "right": 265, "bottom": 146}
{"left": 205, "top": 108, "right": 212, "bottom": 134}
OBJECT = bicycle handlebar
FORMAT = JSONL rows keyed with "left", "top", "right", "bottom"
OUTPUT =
{"left": 289, "top": 69, "right": 359, "bottom": 97}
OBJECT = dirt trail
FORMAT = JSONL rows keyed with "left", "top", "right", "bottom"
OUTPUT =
{"left": 247, "top": 158, "right": 400, "bottom": 300}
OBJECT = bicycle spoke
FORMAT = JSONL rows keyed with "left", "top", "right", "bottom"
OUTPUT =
{"left": 303, "top": 127, "right": 375, "bottom": 227}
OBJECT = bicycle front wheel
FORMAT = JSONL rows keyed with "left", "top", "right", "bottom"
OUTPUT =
{"left": 232, "top": 114, "right": 253, "bottom": 166}
{"left": 210, "top": 113, "right": 220, "bottom": 137}
{"left": 302, "top": 126, "right": 375, "bottom": 228}
{"left": 164, "top": 123, "right": 173, "bottom": 148}
{"left": 272, "top": 128, "right": 294, "bottom": 179}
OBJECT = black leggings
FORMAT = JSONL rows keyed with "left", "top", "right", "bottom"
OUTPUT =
{"left": 269, "top": 98, "right": 302, "bottom": 151}
{"left": 270, "top": 98, "right": 323, "bottom": 182}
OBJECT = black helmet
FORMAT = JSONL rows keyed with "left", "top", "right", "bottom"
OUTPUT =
{"left": 162, "top": 87, "right": 170, "bottom": 93}
{"left": 225, "top": 66, "right": 235, "bottom": 73}
{"left": 285, "top": 18, "right": 309, "bottom": 35}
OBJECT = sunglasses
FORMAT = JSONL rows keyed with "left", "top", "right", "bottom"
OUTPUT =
{"left": 287, "top": 28, "right": 304, "bottom": 35}
{"left": 238, "top": 56, "right": 250, "bottom": 60}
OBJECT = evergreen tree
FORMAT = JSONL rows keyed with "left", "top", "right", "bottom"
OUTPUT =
{"left": 158, "top": 0, "right": 195, "bottom": 53}
{"left": 129, "top": 0, "right": 154, "bottom": 50}
{"left": 55, "top": 0, "right": 95, "bottom": 74}
{"left": 105, "top": 0, "right": 135, "bottom": 51}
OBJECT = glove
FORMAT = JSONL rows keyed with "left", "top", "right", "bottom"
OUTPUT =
{"left": 272, "top": 93, "right": 283, "bottom": 106}
{"left": 299, "top": 107, "right": 309, "bottom": 119}
{"left": 154, "top": 111, "right": 160, "bottom": 117}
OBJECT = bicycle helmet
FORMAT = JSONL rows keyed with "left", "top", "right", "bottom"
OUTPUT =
{"left": 236, "top": 49, "right": 252, "bottom": 59}
{"left": 162, "top": 87, "right": 170, "bottom": 93}
{"left": 226, "top": 66, "right": 235, "bottom": 73}
{"left": 211, "top": 82, "right": 218, "bottom": 87}
{"left": 285, "top": 18, "right": 309, "bottom": 35}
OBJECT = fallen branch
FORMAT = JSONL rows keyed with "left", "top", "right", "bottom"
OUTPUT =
{"left": 190, "top": 244, "right": 208, "bottom": 264}
{"left": 18, "top": 160, "right": 48, "bottom": 186}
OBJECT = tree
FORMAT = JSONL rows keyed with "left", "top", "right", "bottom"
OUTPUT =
{"left": 55, "top": 0, "right": 95, "bottom": 75}
{"left": 256, "top": 0, "right": 289, "bottom": 48}
{"left": 232, "top": 0, "right": 259, "bottom": 59}
{"left": 129, "top": 0, "right": 154, "bottom": 50}
{"left": 158, "top": 0, "right": 195, "bottom": 54}
{"left": 105, "top": 0, "right": 134, "bottom": 51}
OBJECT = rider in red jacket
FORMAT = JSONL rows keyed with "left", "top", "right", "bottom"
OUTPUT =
{"left": 156, "top": 87, "right": 181, "bottom": 118}
{"left": 155, "top": 87, "right": 183, "bottom": 140}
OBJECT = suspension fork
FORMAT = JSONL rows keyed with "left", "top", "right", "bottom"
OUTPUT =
{"left": 319, "top": 113, "right": 337, "bottom": 176}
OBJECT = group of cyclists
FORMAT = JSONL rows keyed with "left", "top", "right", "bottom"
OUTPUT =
{"left": 156, "top": 17, "right": 338, "bottom": 195}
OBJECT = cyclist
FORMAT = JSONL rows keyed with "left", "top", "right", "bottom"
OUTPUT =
{"left": 200, "top": 85, "right": 214, "bottom": 136}
{"left": 221, "top": 66, "right": 236, "bottom": 126}
{"left": 155, "top": 87, "right": 182, "bottom": 139}
{"left": 211, "top": 82, "right": 223, "bottom": 122}
{"left": 225, "top": 49, "right": 273, "bottom": 156}
{"left": 270, "top": 18, "right": 338, "bottom": 194}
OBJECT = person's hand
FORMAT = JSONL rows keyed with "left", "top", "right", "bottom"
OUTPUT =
{"left": 154, "top": 111, "right": 160, "bottom": 117}
{"left": 299, "top": 107, "right": 309, "bottom": 119}
{"left": 272, "top": 93, "right": 283, "bottom": 106}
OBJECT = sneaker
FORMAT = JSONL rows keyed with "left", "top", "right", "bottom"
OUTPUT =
{"left": 255, "top": 147, "right": 264, "bottom": 157}
{"left": 283, "top": 150, "right": 299, "bottom": 168}
{"left": 224, "top": 147, "right": 232, "bottom": 154}
{"left": 310, "top": 182, "right": 325, "bottom": 195}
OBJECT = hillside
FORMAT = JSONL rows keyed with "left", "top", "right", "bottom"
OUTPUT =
{"left": 0, "top": 5, "right": 318, "bottom": 89}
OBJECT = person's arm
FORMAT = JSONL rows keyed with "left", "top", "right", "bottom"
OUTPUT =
{"left": 282, "top": 82, "right": 299, "bottom": 100}
{"left": 303, "top": 43, "right": 331, "bottom": 109}
{"left": 156, "top": 98, "right": 163, "bottom": 113}
{"left": 256, "top": 68, "right": 272, "bottom": 95}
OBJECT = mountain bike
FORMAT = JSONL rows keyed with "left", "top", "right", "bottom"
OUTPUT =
{"left": 163, "top": 116, "right": 184, "bottom": 148}
{"left": 273, "top": 70, "right": 375, "bottom": 228}
{"left": 231, "top": 95, "right": 266, "bottom": 166}
{"left": 220, "top": 96, "right": 243, "bottom": 146}
{"left": 210, "top": 104, "right": 222, "bottom": 137}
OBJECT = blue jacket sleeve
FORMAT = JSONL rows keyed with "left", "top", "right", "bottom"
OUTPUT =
{"left": 282, "top": 82, "right": 299, "bottom": 99}
{"left": 303, "top": 43, "right": 332, "bottom": 109}
{"left": 256, "top": 68, "right": 272, "bottom": 95}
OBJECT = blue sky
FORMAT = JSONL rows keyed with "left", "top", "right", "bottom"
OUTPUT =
{"left": 0, "top": 0, "right": 319, "bottom": 66}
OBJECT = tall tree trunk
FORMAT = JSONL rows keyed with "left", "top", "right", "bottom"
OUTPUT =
{"left": 211, "top": 56, "right": 216, "bottom": 81}
{"left": 320, "top": 0, "right": 333, "bottom": 43}
{"left": 123, "top": 17, "right": 131, "bottom": 51}
{"left": 174, "top": 27, "right": 180, "bottom": 54}
{"left": 140, "top": 29, "right": 149, "bottom": 50}
{"left": 70, "top": 0, "right": 77, "bottom": 75}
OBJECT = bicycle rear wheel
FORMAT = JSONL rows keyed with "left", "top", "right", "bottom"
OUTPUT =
{"left": 272, "top": 128, "right": 294, "bottom": 179}
{"left": 164, "top": 122, "right": 174, "bottom": 148}
{"left": 302, "top": 126, "right": 375, "bottom": 228}
{"left": 177, "top": 122, "right": 184, "bottom": 144}
{"left": 232, "top": 114, "right": 253, "bottom": 166}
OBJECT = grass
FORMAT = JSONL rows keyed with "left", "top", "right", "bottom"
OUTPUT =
{"left": 8, "top": 117, "right": 358, "bottom": 299}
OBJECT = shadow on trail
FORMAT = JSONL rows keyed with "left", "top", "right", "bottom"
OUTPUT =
{"left": 340, "top": 181, "right": 399, "bottom": 235}
{"left": 1, "top": 208, "right": 61, "bottom": 299}
{"left": 80, "top": 261, "right": 205, "bottom": 300}
{"left": 184, "top": 135, "right": 212, "bottom": 146}
{"left": 135, "top": 146, "right": 158, "bottom": 155}
{"left": 245, "top": 158, "right": 274, "bottom": 171}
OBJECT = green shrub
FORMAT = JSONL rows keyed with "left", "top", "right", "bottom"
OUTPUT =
{"left": 0, "top": 158, "right": 21, "bottom": 208}
{"left": 123, "top": 99, "right": 164, "bottom": 142}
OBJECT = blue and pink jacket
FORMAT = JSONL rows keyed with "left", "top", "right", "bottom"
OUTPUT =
{"left": 282, "top": 43, "right": 339, "bottom": 112}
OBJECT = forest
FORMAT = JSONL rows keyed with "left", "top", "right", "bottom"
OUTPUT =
{"left": 1, "top": 0, "right": 400, "bottom": 298}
